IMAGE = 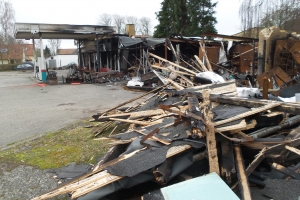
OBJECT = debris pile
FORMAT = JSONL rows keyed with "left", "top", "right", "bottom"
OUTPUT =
{"left": 33, "top": 79, "right": 300, "bottom": 200}
{"left": 32, "top": 27, "right": 300, "bottom": 200}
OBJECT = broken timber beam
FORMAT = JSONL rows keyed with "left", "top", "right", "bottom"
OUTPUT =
{"left": 177, "top": 73, "right": 194, "bottom": 87}
{"left": 272, "top": 163, "right": 300, "bottom": 180}
{"left": 245, "top": 148, "right": 266, "bottom": 177}
{"left": 71, "top": 144, "right": 192, "bottom": 199}
{"left": 248, "top": 115, "right": 300, "bottom": 138}
{"left": 214, "top": 102, "right": 282, "bottom": 126}
{"left": 169, "top": 91, "right": 300, "bottom": 116}
{"left": 217, "top": 120, "right": 247, "bottom": 133}
{"left": 151, "top": 65, "right": 193, "bottom": 76}
{"left": 221, "top": 138, "right": 236, "bottom": 184}
{"left": 199, "top": 42, "right": 213, "bottom": 71}
{"left": 180, "top": 57, "right": 201, "bottom": 72}
{"left": 202, "top": 90, "right": 220, "bottom": 175}
{"left": 133, "top": 129, "right": 171, "bottom": 145}
{"left": 194, "top": 55, "right": 208, "bottom": 72}
{"left": 97, "top": 109, "right": 165, "bottom": 121}
{"left": 109, "top": 118, "right": 152, "bottom": 126}
{"left": 166, "top": 78, "right": 185, "bottom": 90}
{"left": 285, "top": 145, "right": 300, "bottom": 156}
{"left": 94, "top": 83, "right": 170, "bottom": 118}
{"left": 149, "top": 53, "right": 197, "bottom": 75}
{"left": 170, "top": 80, "right": 236, "bottom": 95}
{"left": 234, "top": 144, "right": 252, "bottom": 200}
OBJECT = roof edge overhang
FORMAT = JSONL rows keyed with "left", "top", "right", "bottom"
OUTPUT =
{"left": 15, "top": 22, "right": 117, "bottom": 40}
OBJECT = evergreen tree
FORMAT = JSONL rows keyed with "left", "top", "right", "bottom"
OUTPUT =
{"left": 44, "top": 45, "right": 51, "bottom": 58}
{"left": 186, "top": 0, "right": 217, "bottom": 36}
{"left": 153, "top": 0, "right": 217, "bottom": 37}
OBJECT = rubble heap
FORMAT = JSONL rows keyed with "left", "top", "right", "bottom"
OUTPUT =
{"left": 33, "top": 77, "right": 300, "bottom": 199}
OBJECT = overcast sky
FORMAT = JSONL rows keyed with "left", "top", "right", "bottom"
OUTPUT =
{"left": 11, "top": 0, "right": 241, "bottom": 48}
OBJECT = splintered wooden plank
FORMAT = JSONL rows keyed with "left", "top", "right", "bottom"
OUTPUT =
{"left": 166, "top": 145, "right": 192, "bottom": 158}
{"left": 199, "top": 42, "right": 213, "bottom": 71}
{"left": 272, "top": 163, "right": 300, "bottom": 180}
{"left": 234, "top": 144, "right": 252, "bottom": 200}
{"left": 229, "top": 120, "right": 256, "bottom": 134}
{"left": 166, "top": 78, "right": 185, "bottom": 90}
{"left": 33, "top": 144, "right": 192, "bottom": 200}
{"left": 265, "top": 138, "right": 300, "bottom": 156}
{"left": 109, "top": 118, "right": 152, "bottom": 126}
{"left": 133, "top": 129, "right": 171, "bottom": 145}
{"left": 97, "top": 109, "right": 165, "bottom": 121}
{"left": 32, "top": 148, "right": 145, "bottom": 200}
{"left": 214, "top": 102, "right": 282, "bottom": 126}
{"left": 177, "top": 73, "right": 194, "bottom": 87}
{"left": 202, "top": 90, "right": 220, "bottom": 174}
{"left": 95, "top": 83, "right": 170, "bottom": 117}
{"left": 71, "top": 145, "right": 192, "bottom": 199}
{"left": 285, "top": 145, "right": 300, "bottom": 156}
{"left": 149, "top": 53, "right": 197, "bottom": 75}
{"left": 71, "top": 173, "right": 123, "bottom": 198}
{"left": 151, "top": 64, "right": 192, "bottom": 76}
{"left": 32, "top": 171, "right": 114, "bottom": 200}
{"left": 167, "top": 91, "right": 300, "bottom": 116}
{"left": 216, "top": 120, "right": 247, "bottom": 132}
{"left": 174, "top": 80, "right": 236, "bottom": 95}
{"left": 194, "top": 55, "right": 208, "bottom": 71}
{"left": 245, "top": 148, "right": 266, "bottom": 177}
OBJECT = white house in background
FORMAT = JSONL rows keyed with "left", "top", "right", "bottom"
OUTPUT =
{"left": 46, "top": 49, "right": 78, "bottom": 68}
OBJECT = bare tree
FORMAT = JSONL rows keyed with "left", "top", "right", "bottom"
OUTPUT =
{"left": 139, "top": 17, "right": 152, "bottom": 36}
{"left": 97, "top": 13, "right": 112, "bottom": 25}
{"left": 239, "top": 0, "right": 299, "bottom": 37}
{"left": 0, "top": 0, "right": 15, "bottom": 44}
{"left": 260, "top": 1, "right": 300, "bottom": 32}
{"left": 126, "top": 16, "right": 139, "bottom": 25}
{"left": 113, "top": 14, "right": 125, "bottom": 34}
{"left": 34, "top": 40, "right": 41, "bottom": 57}
{"left": 48, "top": 39, "right": 61, "bottom": 56}
{"left": 0, "top": 0, "right": 15, "bottom": 64}
{"left": 96, "top": 13, "right": 153, "bottom": 35}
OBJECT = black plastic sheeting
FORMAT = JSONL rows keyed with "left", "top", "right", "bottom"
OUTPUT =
{"left": 146, "top": 38, "right": 165, "bottom": 48}
{"left": 119, "top": 138, "right": 163, "bottom": 157}
{"left": 105, "top": 140, "right": 204, "bottom": 177}
{"left": 213, "top": 105, "right": 250, "bottom": 121}
{"left": 119, "top": 36, "right": 165, "bottom": 48}
{"left": 48, "top": 163, "right": 91, "bottom": 179}
{"left": 79, "top": 150, "right": 196, "bottom": 200}
{"left": 119, "top": 36, "right": 142, "bottom": 47}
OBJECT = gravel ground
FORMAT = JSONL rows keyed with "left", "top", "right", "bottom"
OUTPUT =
{"left": 0, "top": 164, "right": 63, "bottom": 200}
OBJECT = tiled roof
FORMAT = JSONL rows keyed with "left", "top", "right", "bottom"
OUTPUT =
{"left": 0, "top": 43, "right": 34, "bottom": 60}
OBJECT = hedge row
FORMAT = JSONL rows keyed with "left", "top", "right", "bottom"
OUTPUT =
{"left": 0, "top": 64, "right": 17, "bottom": 71}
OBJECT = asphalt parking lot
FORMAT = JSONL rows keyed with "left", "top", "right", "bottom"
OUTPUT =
{"left": 0, "top": 70, "right": 143, "bottom": 148}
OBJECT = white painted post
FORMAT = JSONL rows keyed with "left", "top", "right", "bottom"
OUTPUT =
{"left": 39, "top": 33, "right": 46, "bottom": 82}
{"left": 32, "top": 39, "right": 36, "bottom": 77}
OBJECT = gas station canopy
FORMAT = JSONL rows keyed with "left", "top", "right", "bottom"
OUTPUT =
{"left": 15, "top": 23, "right": 116, "bottom": 40}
